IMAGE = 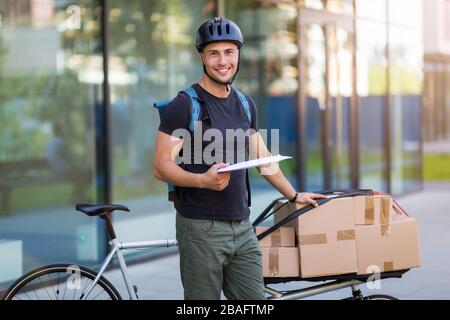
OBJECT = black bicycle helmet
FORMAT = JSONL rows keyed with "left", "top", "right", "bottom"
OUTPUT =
{"left": 195, "top": 17, "right": 244, "bottom": 52}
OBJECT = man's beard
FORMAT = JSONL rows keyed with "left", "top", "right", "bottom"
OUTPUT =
{"left": 207, "top": 70, "right": 234, "bottom": 85}
{"left": 203, "top": 65, "right": 236, "bottom": 85}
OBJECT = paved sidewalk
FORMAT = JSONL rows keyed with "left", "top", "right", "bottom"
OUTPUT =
{"left": 104, "top": 183, "right": 450, "bottom": 300}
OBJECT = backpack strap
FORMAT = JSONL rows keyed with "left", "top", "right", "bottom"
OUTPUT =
{"left": 234, "top": 89, "right": 253, "bottom": 208}
{"left": 235, "top": 89, "right": 252, "bottom": 123}
{"left": 153, "top": 87, "right": 200, "bottom": 201}
{"left": 183, "top": 86, "right": 202, "bottom": 133}
{"left": 245, "top": 170, "right": 251, "bottom": 207}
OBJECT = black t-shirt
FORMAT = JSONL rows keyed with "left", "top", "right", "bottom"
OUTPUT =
{"left": 158, "top": 83, "right": 258, "bottom": 221}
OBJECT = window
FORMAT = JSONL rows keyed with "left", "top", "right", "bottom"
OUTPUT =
{"left": 355, "top": 0, "right": 387, "bottom": 21}
{"left": 357, "top": 20, "right": 389, "bottom": 191}
{"left": 0, "top": 0, "right": 102, "bottom": 288}
{"left": 225, "top": 0, "right": 299, "bottom": 200}
{"left": 107, "top": 0, "right": 213, "bottom": 245}
{"left": 389, "top": 25, "right": 423, "bottom": 194}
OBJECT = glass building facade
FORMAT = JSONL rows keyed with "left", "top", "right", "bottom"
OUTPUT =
{"left": 422, "top": 0, "right": 450, "bottom": 142}
{"left": 0, "top": 0, "right": 427, "bottom": 290}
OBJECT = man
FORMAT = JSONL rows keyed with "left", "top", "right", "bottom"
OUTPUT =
{"left": 153, "top": 17, "right": 325, "bottom": 300}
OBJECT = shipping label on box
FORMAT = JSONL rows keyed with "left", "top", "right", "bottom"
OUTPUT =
{"left": 261, "top": 247, "right": 299, "bottom": 278}
{"left": 255, "top": 226, "right": 295, "bottom": 247}
{"left": 355, "top": 216, "right": 421, "bottom": 275}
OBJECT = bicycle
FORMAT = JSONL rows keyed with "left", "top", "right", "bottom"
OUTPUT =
{"left": 2, "top": 204, "right": 177, "bottom": 300}
{"left": 2, "top": 200, "right": 404, "bottom": 300}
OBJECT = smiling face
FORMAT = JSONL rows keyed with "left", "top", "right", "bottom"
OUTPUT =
{"left": 200, "top": 41, "right": 239, "bottom": 84}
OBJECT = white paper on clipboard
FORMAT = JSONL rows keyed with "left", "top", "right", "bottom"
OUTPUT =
{"left": 217, "top": 154, "right": 292, "bottom": 173}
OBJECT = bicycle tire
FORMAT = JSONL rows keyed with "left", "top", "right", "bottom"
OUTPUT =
{"left": 365, "top": 294, "right": 398, "bottom": 300}
{"left": 343, "top": 294, "right": 399, "bottom": 300}
{"left": 2, "top": 263, "right": 122, "bottom": 300}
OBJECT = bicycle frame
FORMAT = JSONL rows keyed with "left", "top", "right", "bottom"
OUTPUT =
{"left": 79, "top": 237, "right": 397, "bottom": 301}
{"left": 81, "top": 238, "right": 177, "bottom": 300}
{"left": 80, "top": 236, "right": 373, "bottom": 301}
{"left": 264, "top": 281, "right": 364, "bottom": 300}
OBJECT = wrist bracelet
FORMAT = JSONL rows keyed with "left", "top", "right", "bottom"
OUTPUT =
{"left": 289, "top": 192, "right": 298, "bottom": 203}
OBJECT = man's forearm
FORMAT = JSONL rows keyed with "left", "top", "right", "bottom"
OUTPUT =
{"left": 154, "top": 160, "right": 204, "bottom": 188}
{"left": 250, "top": 132, "right": 296, "bottom": 199}
{"left": 261, "top": 168, "right": 296, "bottom": 200}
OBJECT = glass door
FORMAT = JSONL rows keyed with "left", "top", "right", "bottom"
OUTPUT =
{"left": 298, "top": 8, "right": 355, "bottom": 191}
{"left": 327, "top": 23, "right": 354, "bottom": 189}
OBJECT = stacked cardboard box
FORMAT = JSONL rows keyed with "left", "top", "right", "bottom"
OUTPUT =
{"left": 273, "top": 198, "right": 358, "bottom": 278}
{"left": 255, "top": 226, "right": 299, "bottom": 277}
{"left": 353, "top": 195, "right": 421, "bottom": 275}
{"left": 255, "top": 226, "right": 295, "bottom": 248}
{"left": 265, "top": 195, "right": 421, "bottom": 278}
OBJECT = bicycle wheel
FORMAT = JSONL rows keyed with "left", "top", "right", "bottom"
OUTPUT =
{"left": 343, "top": 294, "right": 399, "bottom": 300}
{"left": 365, "top": 294, "right": 398, "bottom": 300}
{"left": 2, "top": 263, "right": 122, "bottom": 300}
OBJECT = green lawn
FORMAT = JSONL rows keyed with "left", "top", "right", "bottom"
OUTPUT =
{"left": 423, "top": 153, "right": 450, "bottom": 181}
{"left": 2, "top": 184, "right": 73, "bottom": 215}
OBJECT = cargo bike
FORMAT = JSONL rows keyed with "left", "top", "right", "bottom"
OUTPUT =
{"left": 2, "top": 190, "right": 410, "bottom": 300}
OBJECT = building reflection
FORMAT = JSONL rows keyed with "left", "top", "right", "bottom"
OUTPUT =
{"left": 0, "top": 0, "right": 448, "bottom": 290}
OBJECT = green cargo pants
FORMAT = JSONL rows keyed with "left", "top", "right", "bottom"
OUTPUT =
{"left": 176, "top": 212, "right": 266, "bottom": 300}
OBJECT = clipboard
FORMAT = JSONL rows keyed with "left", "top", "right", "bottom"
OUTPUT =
{"left": 217, "top": 154, "right": 292, "bottom": 173}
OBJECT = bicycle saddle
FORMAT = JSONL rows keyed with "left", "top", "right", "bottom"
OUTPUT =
{"left": 75, "top": 204, "right": 130, "bottom": 216}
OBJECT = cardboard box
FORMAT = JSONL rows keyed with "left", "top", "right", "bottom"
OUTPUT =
{"left": 272, "top": 199, "right": 307, "bottom": 229}
{"left": 355, "top": 215, "right": 421, "bottom": 275}
{"left": 261, "top": 247, "right": 300, "bottom": 277}
{"left": 255, "top": 226, "right": 296, "bottom": 247}
{"left": 354, "top": 195, "right": 393, "bottom": 225}
{"left": 274, "top": 198, "right": 358, "bottom": 278}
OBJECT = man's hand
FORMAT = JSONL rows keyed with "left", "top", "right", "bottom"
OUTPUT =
{"left": 199, "top": 163, "right": 230, "bottom": 191}
{"left": 294, "top": 192, "right": 327, "bottom": 208}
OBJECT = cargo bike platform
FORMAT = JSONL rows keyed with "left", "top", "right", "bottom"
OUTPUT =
{"left": 254, "top": 189, "right": 417, "bottom": 300}
{"left": 263, "top": 269, "right": 409, "bottom": 300}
